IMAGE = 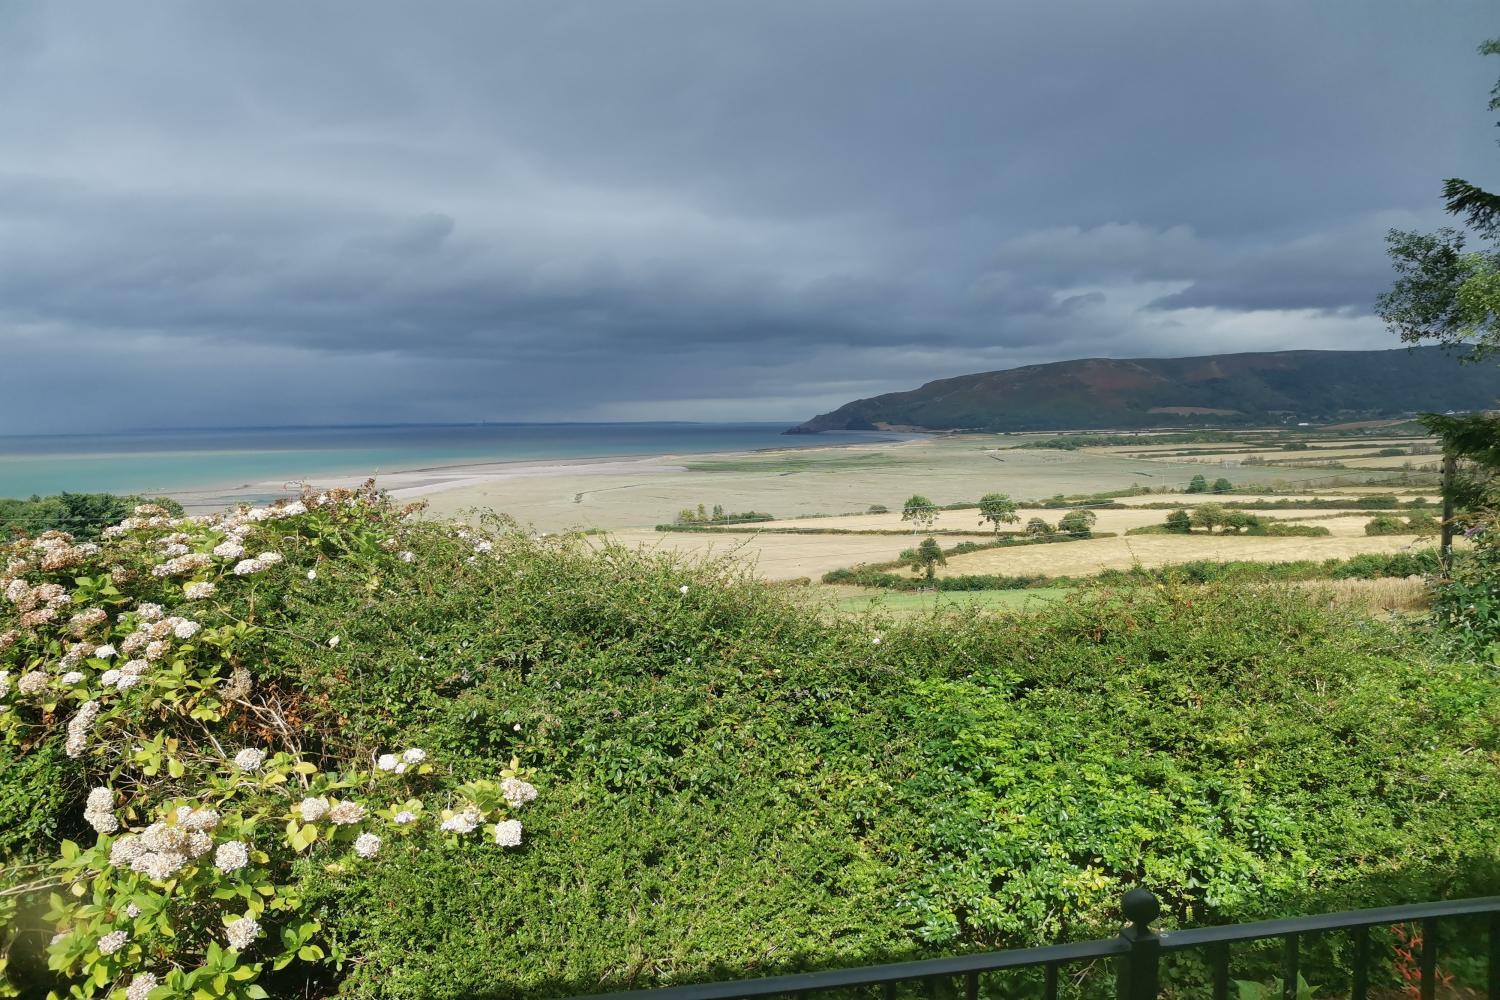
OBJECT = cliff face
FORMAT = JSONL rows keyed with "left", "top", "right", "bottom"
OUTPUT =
{"left": 788, "top": 347, "right": 1499, "bottom": 433}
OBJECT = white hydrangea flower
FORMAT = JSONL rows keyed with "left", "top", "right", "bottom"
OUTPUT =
{"left": 501, "top": 778, "right": 538, "bottom": 809}
{"left": 97, "top": 929, "right": 129, "bottom": 955}
{"left": 17, "top": 671, "right": 48, "bottom": 695}
{"left": 212, "top": 541, "right": 247, "bottom": 560}
{"left": 109, "top": 836, "right": 146, "bottom": 867}
{"left": 180, "top": 807, "right": 220, "bottom": 831}
{"left": 280, "top": 501, "right": 307, "bottom": 516}
{"left": 493, "top": 819, "right": 523, "bottom": 847}
{"left": 144, "top": 640, "right": 170, "bottom": 661}
{"left": 232, "top": 559, "right": 264, "bottom": 576}
{"left": 401, "top": 747, "right": 426, "bottom": 765}
{"left": 224, "top": 916, "right": 260, "bottom": 952}
{"left": 99, "top": 668, "right": 122, "bottom": 687}
{"left": 66, "top": 700, "right": 99, "bottom": 757}
{"left": 161, "top": 543, "right": 190, "bottom": 558}
{"left": 173, "top": 619, "right": 202, "bottom": 639}
{"left": 0, "top": 671, "right": 9, "bottom": 698}
{"left": 141, "top": 852, "right": 187, "bottom": 881}
{"left": 440, "top": 807, "right": 481, "bottom": 834}
{"left": 377, "top": 753, "right": 399, "bottom": 772}
{"left": 399, "top": 551, "right": 415, "bottom": 563}
{"left": 233, "top": 748, "right": 266, "bottom": 772}
{"left": 125, "top": 972, "right": 157, "bottom": 1000}
{"left": 60, "top": 671, "right": 85, "bottom": 685}
{"left": 257, "top": 552, "right": 283, "bottom": 565}
{"left": 353, "top": 832, "right": 382, "bottom": 858}
{"left": 86, "top": 787, "right": 113, "bottom": 812}
{"left": 125, "top": 902, "right": 141, "bottom": 919}
{"left": 94, "top": 644, "right": 117, "bottom": 658}
{"left": 136, "top": 603, "right": 164, "bottom": 622}
{"left": 298, "top": 797, "right": 330, "bottom": 822}
{"left": 214, "top": 840, "right": 250, "bottom": 873}
{"left": 392, "top": 810, "right": 417, "bottom": 826}
{"left": 306, "top": 569, "right": 316, "bottom": 581}
{"left": 327, "top": 800, "right": 366, "bottom": 825}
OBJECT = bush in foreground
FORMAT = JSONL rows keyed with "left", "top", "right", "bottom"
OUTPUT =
{"left": 1, "top": 499, "right": 1497, "bottom": 998}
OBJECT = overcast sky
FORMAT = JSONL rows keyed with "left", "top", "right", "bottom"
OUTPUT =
{"left": 1, "top": 2, "right": 1496, "bottom": 433}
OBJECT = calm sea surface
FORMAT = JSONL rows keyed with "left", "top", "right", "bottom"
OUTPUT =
{"left": 0, "top": 423, "right": 896, "bottom": 499}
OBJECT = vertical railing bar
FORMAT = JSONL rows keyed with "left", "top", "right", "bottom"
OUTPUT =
{"left": 1419, "top": 919, "right": 1436, "bottom": 1000}
{"left": 883, "top": 981, "right": 896, "bottom": 1000}
{"left": 1350, "top": 924, "right": 1370, "bottom": 1000}
{"left": 1280, "top": 934, "right": 1299, "bottom": 1000}
{"left": 1489, "top": 912, "right": 1500, "bottom": 1000}
{"left": 1044, "top": 961, "right": 1058, "bottom": 1000}
{"left": 963, "top": 971, "right": 977, "bottom": 1000}
{"left": 1209, "top": 941, "right": 1229, "bottom": 1000}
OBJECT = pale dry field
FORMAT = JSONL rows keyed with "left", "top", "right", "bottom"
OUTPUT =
{"left": 597, "top": 528, "right": 921, "bottom": 581}
{"left": 1296, "top": 576, "right": 1430, "bottom": 613}
{"left": 935, "top": 532, "right": 1426, "bottom": 579}
{"left": 422, "top": 435, "right": 1245, "bottom": 533}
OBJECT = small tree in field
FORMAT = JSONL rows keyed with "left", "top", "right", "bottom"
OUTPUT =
{"left": 1058, "top": 509, "right": 1096, "bottom": 538}
{"left": 1212, "top": 477, "right": 1233, "bottom": 494}
{"left": 977, "top": 493, "right": 1019, "bottom": 535}
{"left": 1187, "top": 474, "right": 1209, "bottom": 494}
{"left": 1190, "top": 503, "right": 1227, "bottom": 533}
{"left": 913, "top": 536, "right": 946, "bottom": 582}
{"left": 902, "top": 494, "right": 938, "bottom": 531}
{"left": 1025, "top": 517, "right": 1055, "bottom": 537}
{"left": 1164, "top": 510, "right": 1193, "bottom": 533}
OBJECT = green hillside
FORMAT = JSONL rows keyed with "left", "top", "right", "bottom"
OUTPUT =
{"left": 789, "top": 347, "right": 1498, "bottom": 433}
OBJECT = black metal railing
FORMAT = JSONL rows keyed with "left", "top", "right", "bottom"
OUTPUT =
{"left": 572, "top": 889, "right": 1500, "bottom": 1000}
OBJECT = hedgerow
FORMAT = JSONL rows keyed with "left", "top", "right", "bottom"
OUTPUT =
{"left": 2, "top": 498, "right": 1496, "bottom": 998}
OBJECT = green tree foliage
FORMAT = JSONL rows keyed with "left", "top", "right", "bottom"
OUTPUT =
{"left": 1190, "top": 503, "right": 1227, "bottom": 533}
{"left": 1212, "top": 477, "right": 1234, "bottom": 494}
{"left": 1025, "top": 517, "right": 1055, "bottom": 537}
{"left": 1057, "top": 509, "right": 1096, "bottom": 538}
{"left": 1186, "top": 474, "right": 1209, "bottom": 494}
{"left": 912, "top": 536, "right": 947, "bottom": 582}
{"left": 976, "top": 493, "right": 1019, "bottom": 535}
{"left": 1377, "top": 40, "right": 1500, "bottom": 360}
{"left": 0, "top": 493, "right": 183, "bottom": 541}
{"left": 1164, "top": 510, "right": 1193, "bottom": 533}
{"left": 901, "top": 494, "right": 938, "bottom": 531}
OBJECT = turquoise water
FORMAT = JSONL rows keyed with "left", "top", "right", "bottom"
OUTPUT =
{"left": 0, "top": 423, "right": 895, "bottom": 499}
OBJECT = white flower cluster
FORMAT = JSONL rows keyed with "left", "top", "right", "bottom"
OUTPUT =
{"left": 233, "top": 747, "right": 266, "bottom": 772}
{"left": 110, "top": 809, "right": 219, "bottom": 881}
{"left": 65, "top": 700, "right": 99, "bottom": 758}
{"left": 214, "top": 840, "right": 250, "bottom": 873}
{"left": 68, "top": 607, "right": 109, "bottom": 636}
{"left": 16, "top": 670, "right": 48, "bottom": 696}
{"left": 298, "top": 796, "right": 329, "bottom": 822}
{"left": 501, "top": 777, "right": 538, "bottom": 809}
{"left": 183, "top": 581, "right": 216, "bottom": 600}
{"left": 151, "top": 553, "right": 213, "bottom": 578}
{"left": 225, "top": 916, "right": 260, "bottom": 951}
{"left": 125, "top": 973, "right": 157, "bottom": 1000}
{"left": 353, "top": 832, "right": 382, "bottom": 858}
{"left": 327, "top": 799, "right": 366, "bottom": 825}
{"left": 376, "top": 747, "right": 426, "bottom": 774}
{"left": 212, "top": 540, "right": 246, "bottom": 560}
{"left": 232, "top": 551, "right": 283, "bottom": 576}
{"left": 493, "top": 819, "right": 523, "bottom": 848}
{"left": 97, "top": 929, "right": 129, "bottom": 956}
{"left": 440, "top": 806, "right": 481, "bottom": 834}
{"left": 84, "top": 786, "right": 118, "bottom": 834}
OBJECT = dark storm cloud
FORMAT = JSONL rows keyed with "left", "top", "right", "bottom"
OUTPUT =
{"left": 0, "top": 1, "right": 1494, "bottom": 432}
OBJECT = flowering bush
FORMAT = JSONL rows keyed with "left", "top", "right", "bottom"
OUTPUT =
{"left": 0, "top": 487, "right": 538, "bottom": 999}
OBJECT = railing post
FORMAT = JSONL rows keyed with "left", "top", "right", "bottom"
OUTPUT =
{"left": 1117, "top": 888, "right": 1162, "bottom": 1000}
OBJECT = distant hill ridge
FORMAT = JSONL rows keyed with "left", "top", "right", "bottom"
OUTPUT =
{"left": 787, "top": 347, "right": 1499, "bottom": 433}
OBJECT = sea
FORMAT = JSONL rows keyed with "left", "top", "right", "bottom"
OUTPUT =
{"left": 0, "top": 423, "right": 897, "bottom": 503}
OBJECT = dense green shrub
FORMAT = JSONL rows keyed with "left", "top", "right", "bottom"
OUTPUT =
{"left": 0, "top": 493, "right": 183, "bottom": 541}
{"left": 2, "top": 497, "right": 1494, "bottom": 999}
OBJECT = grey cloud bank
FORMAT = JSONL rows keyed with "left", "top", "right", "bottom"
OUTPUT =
{"left": 0, "top": 1, "right": 1494, "bottom": 433}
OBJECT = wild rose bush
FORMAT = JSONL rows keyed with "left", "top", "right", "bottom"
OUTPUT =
{"left": 0, "top": 488, "right": 538, "bottom": 999}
